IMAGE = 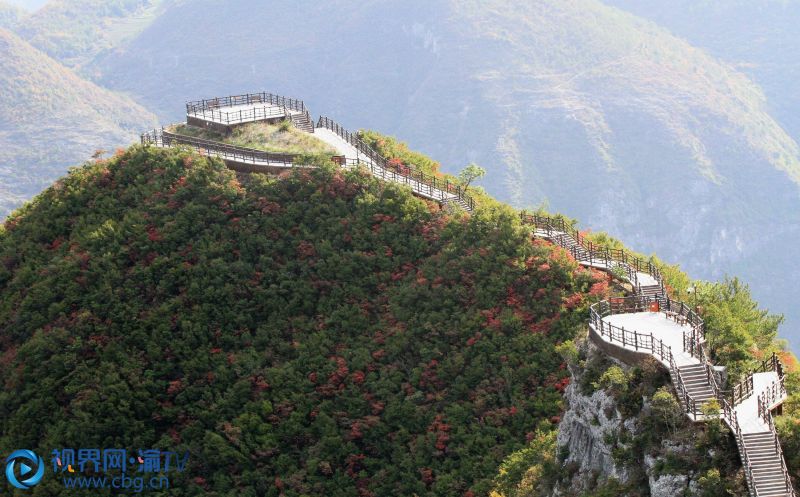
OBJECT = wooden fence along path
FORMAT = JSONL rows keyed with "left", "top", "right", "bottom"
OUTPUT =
{"left": 141, "top": 92, "right": 794, "bottom": 496}
{"left": 144, "top": 92, "right": 474, "bottom": 211}
{"left": 527, "top": 214, "right": 794, "bottom": 497}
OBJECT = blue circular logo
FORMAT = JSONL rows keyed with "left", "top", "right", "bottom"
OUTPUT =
{"left": 5, "top": 450, "right": 44, "bottom": 489}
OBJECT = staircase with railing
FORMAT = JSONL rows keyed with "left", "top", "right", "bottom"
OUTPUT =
{"left": 530, "top": 212, "right": 794, "bottom": 496}
{"left": 315, "top": 116, "right": 475, "bottom": 211}
{"left": 521, "top": 213, "right": 665, "bottom": 297}
{"left": 143, "top": 92, "right": 795, "bottom": 495}
{"left": 145, "top": 94, "right": 476, "bottom": 212}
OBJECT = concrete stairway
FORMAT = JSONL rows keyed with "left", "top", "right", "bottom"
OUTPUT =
{"left": 553, "top": 233, "right": 591, "bottom": 262}
{"left": 545, "top": 211, "right": 794, "bottom": 496}
{"left": 676, "top": 364, "right": 716, "bottom": 417}
{"left": 290, "top": 111, "right": 315, "bottom": 133}
{"left": 638, "top": 284, "right": 663, "bottom": 298}
{"left": 742, "top": 432, "right": 793, "bottom": 497}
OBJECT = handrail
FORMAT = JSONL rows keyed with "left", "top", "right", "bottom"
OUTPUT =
{"left": 592, "top": 297, "right": 794, "bottom": 496}
{"left": 141, "top": 128, "right": 473, "bottom": 211}
{"left": 316, "top": 116, "right": 475, "bottom": 212}
{"left": 728, "top": 352, "right": 782, "bottom": 406}
{"left": 592, "top": 296, "right": 703, "bottom": 337}
{"left": 721, "top": 399, "right": 758, "bottom": 497}
{"left": 521, "top": 213, "right": 665, "bottom": 296}
{"left": 758, "top": 375, "right": 787, "bottom": 422}
{"left": 186, "top": 92, "right": 306, "bottom": 115}
{"left": 141, "top": 128, "right": 309, "bottom": 167}
{"left": 756, "top": 382, "right": 795, "bottom": 497}
{"left": 589, "top": 297, "right": 704, "bottom": 420}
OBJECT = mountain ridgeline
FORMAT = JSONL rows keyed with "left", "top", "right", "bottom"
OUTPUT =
{"left": 1, "top": 119, "right": 800, "bottom": 495}
{"left": 3, "top": 0, "right": 800, "bottom": 349}
{"left": 0, "top": 145, "right": 596, "bottom": 495}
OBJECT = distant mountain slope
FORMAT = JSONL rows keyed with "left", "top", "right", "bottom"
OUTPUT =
{"left": 3, "top": 0, "right": 47, "bottom": 11}
{"left": 0, "top": 27, "right": 157, "bottom": 216}
{"left": 14, "top": 0, "right": 169, "bottom": 72}
{"left": 603, "top": 0, "right": 800, "bottom": 146}
{"left": 85, "top": 0, "right": 800, "bottom": 345}
{"left": 0, "top": 1, "right": 23, "bottom": 28}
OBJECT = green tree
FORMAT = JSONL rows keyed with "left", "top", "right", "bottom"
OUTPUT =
{"left": 458, "top": 162, "right": 487, "bottom": 190}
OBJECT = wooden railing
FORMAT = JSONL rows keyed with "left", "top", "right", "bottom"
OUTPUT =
{"left": 729, "top": 352, "right": 783, "bottom": 406}
{"left": 592, "top": 296, "right": 793, "bottom": 496}
{"left": 721, "top": 399, "right": 758, "bottom": 497}
{"left": 521, "top": 213, "right": 665, "bottom": 295}
{"left": 141, "top": 128, "right": 310, "bottom": 167}
{"left": 140, "top": 128, "right": 473, "bottom": 211}
{"left": 186, "top": 92, "right": 306, "bottom": 114}
{"left": 316, "top": 116, "right": 475, "bottom": 211}
{"left": 758, "top": 376, "right": 787, "bottom": 422}
{"left": 589, "top": 297, "right": 703, "bottom": 419}
{"left": 756, "top": 378, "right": 795, "bottom": 497}
{"left": 592, "top": 296, "right": 703, "bottom": 337}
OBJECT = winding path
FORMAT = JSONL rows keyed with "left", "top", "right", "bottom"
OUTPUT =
{"left": 532, "top": 215, "right": 794, "bottom": 497}
{"left": 144, "top": 92, "right": 795, "bottom": 497}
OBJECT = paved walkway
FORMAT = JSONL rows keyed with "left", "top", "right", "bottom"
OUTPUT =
{"left": 532, "top": 228, "right": 659, "bottom": 289}
{"left": 600, "top": 311, "right": 783, "bottom": 434}
{"left": 189, "top": 103, "right": 300, "bottom": 126}
{"left": 604, "top": 311, "right": 694, "bottom": 366}
{"left": 313, "top": 127, "right": 460, "bottom": 205}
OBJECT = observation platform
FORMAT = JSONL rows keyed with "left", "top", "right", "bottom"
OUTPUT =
{"left": 187, "top": 103, "right": 301, "bottom": 128}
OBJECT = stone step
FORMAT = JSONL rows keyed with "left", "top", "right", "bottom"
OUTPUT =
{"left": 682, "top": 376, "right": 711, "bottom": 385}
{"left": 680, "top": 372, "right": 708, "bottom": 379}
{"left": 752, "top": 470, "right": 788, "bottom": 480}
{"left": 747, "top": 448, "right": 780, "bottom": 457}
{"left": 755, "top": 489, "right": 791, "bottom": 496}
{"left": 754, "top": 482, "right": 792, "bottom": 494}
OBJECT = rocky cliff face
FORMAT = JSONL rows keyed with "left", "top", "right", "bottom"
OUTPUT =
{"left": 550, "top": 340, "right": 740, "bottom": 496}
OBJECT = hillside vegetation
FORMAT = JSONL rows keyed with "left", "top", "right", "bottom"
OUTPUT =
{"left": 0, "top": 145, "right": 600, "bottom": 496}
{"left": 170, "top": 122, "right": 337, "bottom": 155}
{"left": 68, "top": 0, "right": 800, "bottom": 347}
{"left": 2, "top": 125, "right": 800, "bottom": 494}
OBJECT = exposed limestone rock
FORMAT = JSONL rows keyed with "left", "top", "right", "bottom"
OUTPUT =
{"left": 552, "top": 340, "right": 704, "bottom": 496}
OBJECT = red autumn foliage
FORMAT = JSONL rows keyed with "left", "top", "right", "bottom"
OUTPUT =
{"left": 563, "top": 292, "right": 583, "bottom": 309}
{"left": 147, "top": 226, "right": 162, "bottom": 242}
{"left": 251, "top": 376, "right": 270, "bottom": 392}
{"left": 350, "top": 421, "right": 363, "bottom": 440}
{"left": 49, "top": 237, "right": 65, "bottom": 250}
{"left": 589, "top": 280, "right": 609, "bottom": 297}
{"left": 419, "top": 467, "right": 434, "bottom": 486}
{"left": 167, "top": 380, "right": 183, "bottom": 395}
{"left": 481, "top": 308, "right": 502, "bottom": 330}
{"left": 346, "top": 454, "right": 366, "bottom": 478}
{"left": 297, "top": 240, "right": 316, "bottom": 259}
{"left": 428, "top": 415, "right": 451, "bottom": 452}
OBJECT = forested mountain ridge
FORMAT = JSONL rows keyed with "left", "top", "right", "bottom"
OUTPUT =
{"left": 3, "top": 0, "right": 800, "bottom": 347}
{"left": 0, "top": 145, "right": 600, "bottom": 495}
{"left": 3, "top": 113, "right": 800, "bottom": 494}
{"left": 53, "top": 0, "right": 800, "bottom": 347}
